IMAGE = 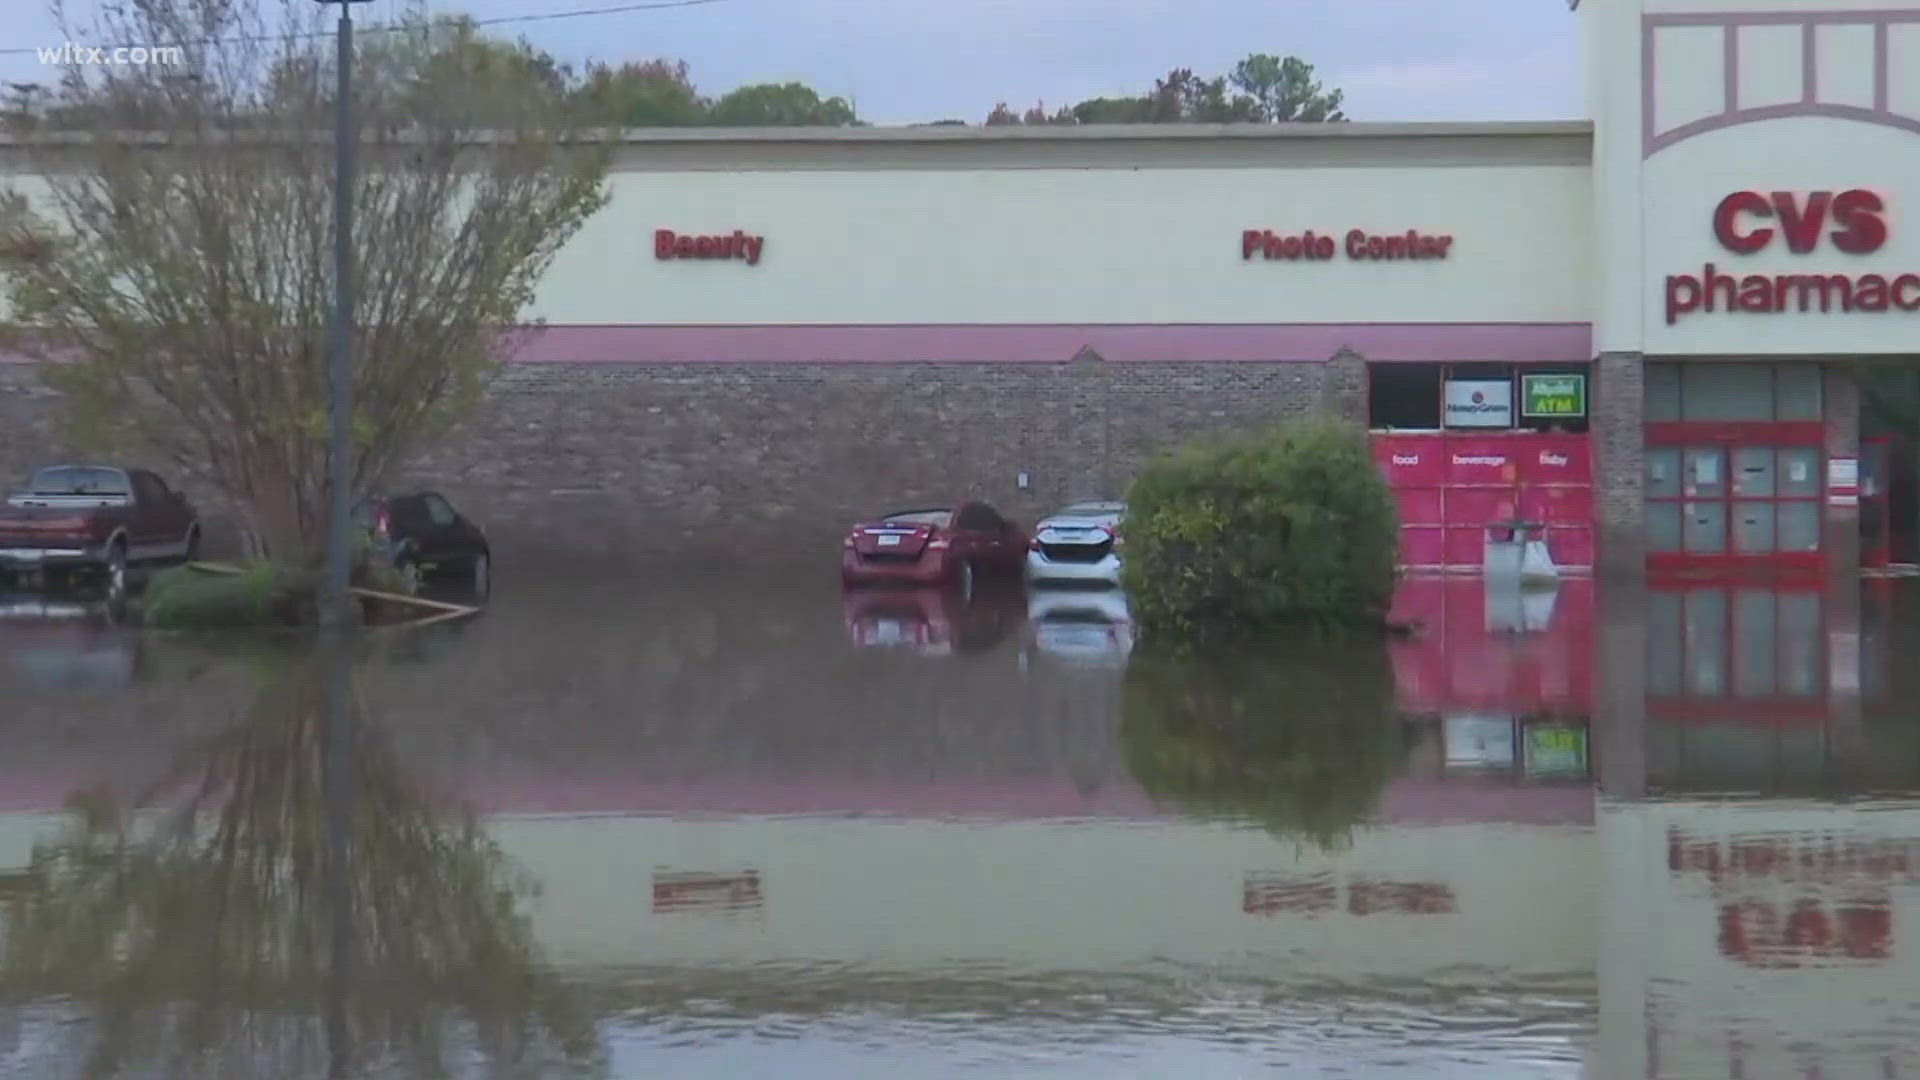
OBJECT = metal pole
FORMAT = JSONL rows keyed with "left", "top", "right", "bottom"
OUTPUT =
{"left": 322, "top": 633, "right": 354, "bottom": 1078}
{"left": 324, "top": 4, "right": 355, "bottom": 627}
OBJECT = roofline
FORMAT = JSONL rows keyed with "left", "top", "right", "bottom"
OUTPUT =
{"left": 0, "top": 120, "right": 1595, "bottom": 173}
{"left": 589, "top": 119, "right": 1594, "bottom": 144}
{"left": 0, "top": 119, "right": 1593, "bottom": 149}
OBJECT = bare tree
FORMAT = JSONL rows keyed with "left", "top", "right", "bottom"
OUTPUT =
{"left": 0, "top": 0, "right": 609, "bottom": 561}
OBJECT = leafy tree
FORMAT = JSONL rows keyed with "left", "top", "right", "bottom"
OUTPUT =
{"left": 1230, "top": 53, "right": 1347, "bottom": 122}
{"left": 985, "top": 101, "right": 1020, "bottom": 126}
{"left": 0, "top": 0, "right": 609, "bottom": 562}
{"left": 708, "top": 81, "right": 857, "bottom": 126}
{"left": 571, "top": 58, "right": 708, "bottom": 126}
{"left": 1068, "top": 96, "right": 1155, "bottom": 124}
{"left": 1013, "top": 53, "right": 1346, "bottom": 126}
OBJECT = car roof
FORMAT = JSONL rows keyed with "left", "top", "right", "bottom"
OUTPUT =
{"left": 1053, "top": 500, "right": 1125, "bottom": 514}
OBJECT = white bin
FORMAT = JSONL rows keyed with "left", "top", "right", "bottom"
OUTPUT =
{"left": 1484, "top": 522, "right": 1559, "bottom": 590}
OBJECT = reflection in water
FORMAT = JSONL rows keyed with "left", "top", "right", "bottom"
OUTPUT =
{"left": 0, "top": 593, "right": 140, "bottom": 691}
{"left": 4, "top": 572, "right": 1920, "bottom": 1075}
{"left": 0, "top": 640, "right": 601, "bottom": 1078}
{"left": 1121, "top": 637, "right": 1406, "bottom": 847}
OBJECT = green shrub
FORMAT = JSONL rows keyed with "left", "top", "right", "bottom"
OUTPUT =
{"left": 1119, "top": 414, "right": 1398, "bottom": 635}
{"left": 142, "top": 563, "right": 311, "bottom": 629}
{"left": 1120, "top": 636, "right": 1405, "bottom": 848}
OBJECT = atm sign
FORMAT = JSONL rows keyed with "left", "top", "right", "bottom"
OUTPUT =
{"left": 1522, "top": 374, "right": 1586, "bottom": 419}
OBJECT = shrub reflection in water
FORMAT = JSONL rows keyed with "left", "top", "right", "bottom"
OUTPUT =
{"left": 1121, "top": 634, "right": 1406, "bottom": 848}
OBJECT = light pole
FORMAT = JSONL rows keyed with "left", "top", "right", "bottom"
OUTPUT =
{"left": 317, "top": 0, "right": 374, "bottom": 628}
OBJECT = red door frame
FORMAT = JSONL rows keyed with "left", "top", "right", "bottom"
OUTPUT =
{"left": 1644, "top": 421, "right": 1825, "bottom": 575}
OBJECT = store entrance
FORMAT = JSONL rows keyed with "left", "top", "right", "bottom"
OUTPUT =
{"left": 1643, "top": 363, "right": 1825, "bottom": 574}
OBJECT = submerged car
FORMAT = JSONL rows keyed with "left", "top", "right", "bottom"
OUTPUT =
{"left": 1026, "top": 587, "right": 1134, "bottom": 666}
{"left": 0, "top": 464, "right": 201, "bottom": 599}
{"left": 840, "top": 501, "right": 1027, "bottom": 596}
{"left": 842, "top": 588, "right": 1024, "bottom": 657}
{"left": 1027, "top": 500, "right": 1125, "bottom": 586}
{"left": 356, "top": 491, "right": 492, "bottom": 600}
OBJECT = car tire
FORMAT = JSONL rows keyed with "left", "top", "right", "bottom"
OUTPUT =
{"left": 468, "top": 552, "right": 491, "bottom": 603}
{"left": 394, "top": 553, "right": 421, "bottom": 596}
{"left": 103, "top": 540, "right": 127, "bottom": 605}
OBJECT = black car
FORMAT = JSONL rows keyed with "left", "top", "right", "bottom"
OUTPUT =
{"left": 358, "top": 491, "right": 491, "bottom": 600}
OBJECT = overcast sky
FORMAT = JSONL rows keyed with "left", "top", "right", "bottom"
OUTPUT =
{"left": 2, "top": 0, "right": 1584, "bottom": 125}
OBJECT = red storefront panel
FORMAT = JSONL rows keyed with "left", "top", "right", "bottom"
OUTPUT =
{"left": 1518, "top": 436, "right": 1592, "bottom": 485}
{"left": 1400, "top": 526, "right": 1446, "bottom": 567}
{"left": 1387, "top": 577, "right": 1596, "bottom": 716}
{"left": 1545, "top": 526, "right": 1595, "bottom": 568}
{"left": 1445, "top": 526, "right": 1489, "bottom": 567}
{"left": 1520, "top": 485, "right": 1595, "bottom": 526}
{"left": 1446, "top": 486, "right": 1520, "bottom": 526}
{"left": 1445, "top": 439, "right": 1521, "bottom": 486}
{"left": 1395, "top": 487, "right": 1444, "bottom": 526}
{"left": 1373, "top": 435, "right": 1446, "bottom": 487}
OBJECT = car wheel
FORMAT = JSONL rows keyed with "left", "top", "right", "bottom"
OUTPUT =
{"left": 103, "top": 541, "right": 127, "bottom": 605}
{"left": 394, "top": 554, "right": 421, "bottom": 596}
{"left": 468, "top": 552, "right": 490, "bottom": 603}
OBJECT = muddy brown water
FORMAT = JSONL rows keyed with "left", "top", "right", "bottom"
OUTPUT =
{"left": 1, "top": 570, "right": 1918, "bottom": 1078}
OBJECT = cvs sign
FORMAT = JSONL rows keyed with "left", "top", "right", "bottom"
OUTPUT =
{"left": 1712, "top": 190, "right": 1887, "bottom": 255}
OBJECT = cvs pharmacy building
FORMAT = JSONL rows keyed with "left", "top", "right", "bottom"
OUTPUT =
{"left": 15, "top": 0, "right": 1919, "bottom": 574}
{"left": 1575, "top": 0, "right": 1920, "bottom": 577}
{"left": 1375, "top": 0, "right": 1920, "bottom": 578}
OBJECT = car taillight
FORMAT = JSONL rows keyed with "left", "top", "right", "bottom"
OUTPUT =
{"left": 1105, "top": 524, "right": 1124, "bottom": 549}
{"left": 928, "top": 537, "right": 951, "bottom": 550}
{"left": 1029, "top": 537, "right": 1042, "bottom": 551}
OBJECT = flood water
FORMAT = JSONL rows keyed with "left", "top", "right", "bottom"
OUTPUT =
{"left": 2, "top": 570, "right": 1919, "bottom": 1078}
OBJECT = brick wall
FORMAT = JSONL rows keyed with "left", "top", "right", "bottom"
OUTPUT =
{"left": 6, "top": 358, "right": 1338, "bottom": 566}
{"left": 1592, "top": 352, "right": 1645, "bottom": 574}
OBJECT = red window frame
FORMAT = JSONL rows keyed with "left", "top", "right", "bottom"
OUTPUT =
{"left": 1644, "top": 423, "right": 1826, "bottom": 573}
{"left": 1645, "top": 362, "right": 1827, "bottom": 573}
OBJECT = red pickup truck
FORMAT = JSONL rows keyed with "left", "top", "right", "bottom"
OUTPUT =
{"left": 0, "top": 465, "right": 201, "bottom": 594}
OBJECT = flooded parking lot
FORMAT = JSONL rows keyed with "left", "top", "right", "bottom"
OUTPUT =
{"left": 2, "top": 570, "right": 1919, "bottom": 1078}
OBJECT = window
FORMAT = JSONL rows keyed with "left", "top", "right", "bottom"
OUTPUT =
{"left": 1368, "top": 365, "right": 1441, "bottom": 429}
{"left": 26, "top": 466, "right": 130, "bottom": 496}
{"left": 1645, "top": 362, "right": 1824, "bottom": 423}
{"left": 424, "top": 495, "right": 458, "bottom": 528}
{"left": 954, "top": 504, "right": 998, "bottom": 532}
{"left": 1368, "top": 363, "right": 1591, "bottom": 432}
{"left": 131, "top": 472, "right": 167, "bottom": 506}
{"left": 885, "top": 509, "right": 952, "bottom": 528}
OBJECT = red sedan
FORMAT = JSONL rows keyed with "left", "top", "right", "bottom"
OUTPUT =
{"left": 840, "top": 502, "right": 1028, "bottom": 596}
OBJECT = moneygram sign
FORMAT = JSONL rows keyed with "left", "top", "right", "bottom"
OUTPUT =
{"left": 1443, "top": 379, "right": 1512, "bottom": 429}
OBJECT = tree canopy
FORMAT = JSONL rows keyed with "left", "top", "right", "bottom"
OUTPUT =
{"left": 0, "top": 1, "right": 610, "bottom": 560}
{"left": 985, "top": 53, "right": 1347, "bottom": 126}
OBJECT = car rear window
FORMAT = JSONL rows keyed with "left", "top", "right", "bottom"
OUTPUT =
{"left": 1057, "top": 502, "right": 1125, "bottom": 518}
{"left": 25, "top": 467, "right": 130, "bottom": 496}
{"left": 882, "top": 510, "right": 952, "bottom": 527}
